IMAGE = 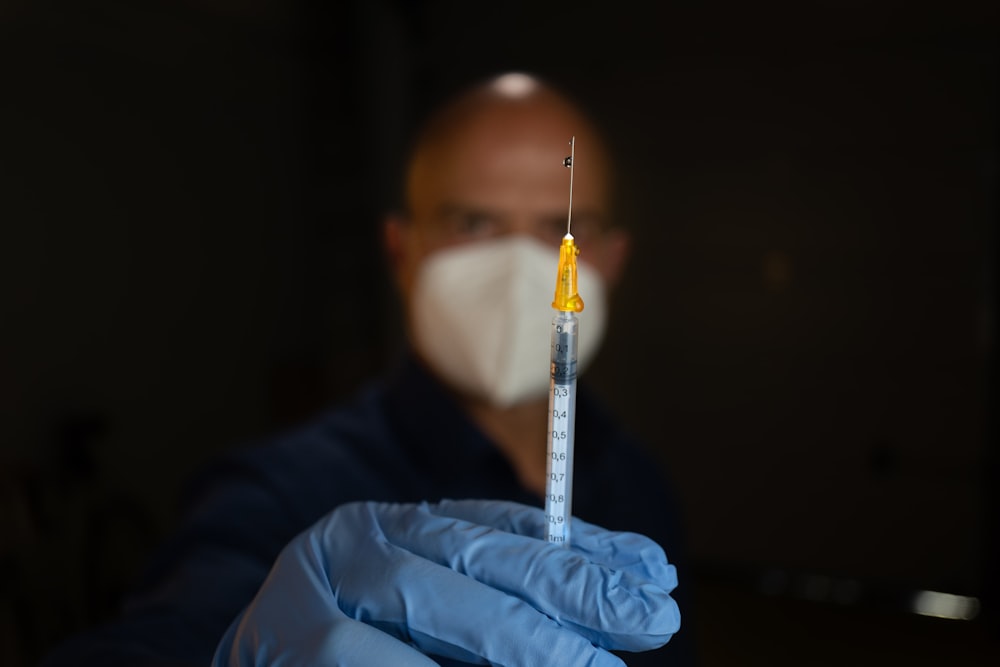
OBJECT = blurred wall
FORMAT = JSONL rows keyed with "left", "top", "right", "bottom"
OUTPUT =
{"left": 1, "top": 1, "right": 396, "bottom": 660}
{"left": 591, "top": 22, "right": 995, "bottom": 592}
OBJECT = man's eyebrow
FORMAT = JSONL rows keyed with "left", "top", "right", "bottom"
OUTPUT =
{"left": 565, "top": 209, "right": 609, "bottom": 227}
{"left": 435, "top": 202, "right": 499, "bottom": 218}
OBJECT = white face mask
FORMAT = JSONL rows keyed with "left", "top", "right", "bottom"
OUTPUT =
{"left": 410, "top": 235, "right": 607, "bottom": 407}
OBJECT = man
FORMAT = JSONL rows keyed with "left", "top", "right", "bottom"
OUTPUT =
{"left": 386, "top": 72, "right": 628, "bottom": 498}
{"left": 43, "top": 73, "right": 690, "bottom": 666}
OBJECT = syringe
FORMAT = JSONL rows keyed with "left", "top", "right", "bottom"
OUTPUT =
{"left": 544, "top": 137, "right": 584, "bottom": 546}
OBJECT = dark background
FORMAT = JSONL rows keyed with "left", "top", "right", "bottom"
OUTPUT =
{"left": 1, "top": 1, "right": 996, "bottom": 665}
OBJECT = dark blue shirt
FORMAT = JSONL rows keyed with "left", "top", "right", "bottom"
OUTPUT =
{"left": 43, "top": 358, "right": 693, "bottom": 666}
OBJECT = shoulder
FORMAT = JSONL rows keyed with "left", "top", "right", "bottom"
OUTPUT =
{"left": 577, "top": 385, "right": 667, "bottom": 486}
{"left": 574, "top": 385, "right": 684, "bottom": 536}
{"left": 187, "top": 382, "right": 418, "bottom": 530}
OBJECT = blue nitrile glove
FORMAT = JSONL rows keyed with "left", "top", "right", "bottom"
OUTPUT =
{"left": 212, "top": 499, "right": 680, "bottom": 667}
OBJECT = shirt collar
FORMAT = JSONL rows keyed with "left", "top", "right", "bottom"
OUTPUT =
{"left": 380, "top": 352, "right": 614, "bottom": 504}
{"left": 382, "top": 354, "right": 532, "bottom": 500}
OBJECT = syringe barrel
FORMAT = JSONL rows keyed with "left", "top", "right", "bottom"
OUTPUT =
{"left": 544, "top": 310, "right": 578, "bottom": 546}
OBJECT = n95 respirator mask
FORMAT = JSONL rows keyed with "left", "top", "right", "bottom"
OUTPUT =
{"left": 410, "top": 235, "right": 607, "bottom": 407}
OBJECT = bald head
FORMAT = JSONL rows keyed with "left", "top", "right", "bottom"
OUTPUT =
{"left": 386, "top": 73, "right": 628, "bottom": 301}
{"left": 404, "top": 73, "right": 613, "bottom": 234}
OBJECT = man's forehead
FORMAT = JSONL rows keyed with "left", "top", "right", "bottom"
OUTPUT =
{"left": 419, "top": 103, "right": 600, "bottom": 163}
{"left": 409, "top": 154, "right": 608, "bottom": 220}
{"left": 409, "top": 121, "right": 608, "bottom": 204}
{"left": 431, "top": 139, "right": 577, "bottom": 185}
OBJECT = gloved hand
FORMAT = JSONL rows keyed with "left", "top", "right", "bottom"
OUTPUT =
{"left": 212, "top": 499, "right": 680, "bottom": 666}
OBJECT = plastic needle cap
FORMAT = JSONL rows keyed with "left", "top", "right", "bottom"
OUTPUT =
{"left": 551, "top": 234, "right": 584, "bottom": 312}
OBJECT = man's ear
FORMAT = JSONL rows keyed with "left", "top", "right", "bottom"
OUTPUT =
{"left": 383, "top": 213, "right": 407, "bottom": 271}
{"left": 383, "top": 213, "right": 416, "bottom": 294}
{"left": 598, "top": 226, "right": 631, "bottom": 288}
